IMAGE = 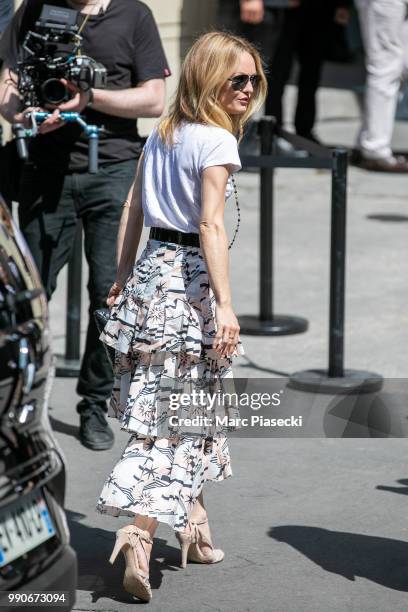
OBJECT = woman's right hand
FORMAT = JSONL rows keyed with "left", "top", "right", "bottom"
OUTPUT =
{"left": 106, "top": 281, "right": 123, "bottom": 308}
{"left": 213, "top": 303, "right": 240, "bottom": 358}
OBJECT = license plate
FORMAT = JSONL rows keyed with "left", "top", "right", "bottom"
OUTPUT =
{"left": 0, "top": 491, "right": 56, "bottom": 567}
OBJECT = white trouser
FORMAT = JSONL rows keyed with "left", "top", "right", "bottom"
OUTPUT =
{"left": 355, "top": 0, "right": 408, "bottom": 159}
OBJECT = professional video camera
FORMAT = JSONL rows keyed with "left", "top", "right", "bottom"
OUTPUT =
{"left": 12, "top": 4, "right": 107, "bottom": 173}
{"left": 17, "top": 3, "right": 107, "bottom": 108}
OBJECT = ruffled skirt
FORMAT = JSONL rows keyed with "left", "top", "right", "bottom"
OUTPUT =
{"left": 95, "top": 239, "right": 244, "bottom": 531}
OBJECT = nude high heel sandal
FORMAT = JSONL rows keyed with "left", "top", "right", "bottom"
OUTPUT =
{"left": 176, "top": 518, "right": 224, "bottom": 568}
{"left": 109, "top": 524, "right": 153, "bottom": 602}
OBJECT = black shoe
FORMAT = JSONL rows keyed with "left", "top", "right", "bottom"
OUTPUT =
{"left": 78, "top": 406, "right": 114, "bottom": 450}
{"left": 297, "top": 131, "right": 322, "bottom": 145}
{"left": 354, "top": 153, "right": 408, "bottom": 173}
{"left": 350, "top": 148, "right": 362, "bottom": 165}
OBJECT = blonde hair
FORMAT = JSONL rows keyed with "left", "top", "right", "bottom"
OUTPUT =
{"left": 158, "top": 31, "right": 267, "bottom": 144}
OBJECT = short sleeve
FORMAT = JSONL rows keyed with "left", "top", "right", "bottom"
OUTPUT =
{"left": 200, "top": 129, "right": 242, "bottom": 174}
{"left": 142, "top": 127, "right": 156, "bottom": 153}
{"left": 132, "top": 5, "right": 171, "bottom": 82}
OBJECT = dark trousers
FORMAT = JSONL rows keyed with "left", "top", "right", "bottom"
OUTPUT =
{"left": 17, "top": 158, "right": 136, "bottom": 414}
{"left": 266, "top": 4, "right": 335, "bottom": 136}
{"left": 217, "top": 0, "right": 280, "bottom": 65}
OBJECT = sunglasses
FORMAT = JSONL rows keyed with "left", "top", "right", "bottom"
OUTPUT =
{"left": 227, "top": 74, "right": 260, "bottom": 91}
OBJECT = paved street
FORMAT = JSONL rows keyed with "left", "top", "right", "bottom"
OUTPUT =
{"left": 46, "top": 87, "right": 408, "bottom": 611}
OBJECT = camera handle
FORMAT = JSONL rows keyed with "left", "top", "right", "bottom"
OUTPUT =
{"left": 35, "top": 112, "right": 100, "bottom": 174}
{"left": 12, "top": 124, "right": 30, "bottom": 161}
{"left": 87, "top": 127, "right": 99, "bottom": 174}
{"left": 12, "top": 112, "right": 100, "bottom": 174}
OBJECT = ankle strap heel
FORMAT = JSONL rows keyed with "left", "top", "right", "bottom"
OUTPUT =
{"left": 176, "top": 518, "right": 224, "bottom": 567}
{"left": 109, "top": 524, "right": 153, "bottom": 602}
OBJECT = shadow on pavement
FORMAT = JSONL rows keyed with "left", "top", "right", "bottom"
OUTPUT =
{"left": 269, "top": 525, "right": 408, "bottom": 591}
{"left": 49, "top": 414, "right": 79, "bottom": 438}
{"left": 366, "top": 214, "right": 408, "bottom": 223}
{"left": 66, "top": 509, "right": 182, "bottom": 604}
{"left": 377, "top": 478, "right": 408, "bottom": 496}
{"left": 237, "top": 355, "right": 290, "bottom": 377}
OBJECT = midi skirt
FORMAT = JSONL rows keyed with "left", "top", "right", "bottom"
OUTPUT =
{"left": 95, "top": 238, "right": 244, "bottom": 531}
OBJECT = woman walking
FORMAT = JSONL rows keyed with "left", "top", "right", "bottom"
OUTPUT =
{"left": 95, "top": 31, "right": 267, "bottom": 602}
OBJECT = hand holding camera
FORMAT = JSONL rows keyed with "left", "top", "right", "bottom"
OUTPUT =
{"left": 16, "top": 106, "right": 65, "bottom": 134}
{"left": 53, "top": 79, "right": 92, "bottom": 113}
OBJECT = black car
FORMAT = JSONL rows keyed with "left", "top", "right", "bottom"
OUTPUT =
{"left": 0, "top": 195, "right": 77, "bottom": 610}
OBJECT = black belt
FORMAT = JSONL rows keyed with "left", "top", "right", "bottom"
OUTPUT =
{"left": 149, "top": 227, "right": 200, "bottom": 247}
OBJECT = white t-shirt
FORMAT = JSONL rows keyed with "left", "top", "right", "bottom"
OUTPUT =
{"left": 142, "top": 121, "right": 242, "bottom": 233}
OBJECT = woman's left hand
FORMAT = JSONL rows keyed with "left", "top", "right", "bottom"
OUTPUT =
{"left": 106, "top": 281, "right": 123, "bottom": 308}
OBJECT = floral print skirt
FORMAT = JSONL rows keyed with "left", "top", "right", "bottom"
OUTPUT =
{"left": 95, "top": 238, "right": 244, "bottom": 531}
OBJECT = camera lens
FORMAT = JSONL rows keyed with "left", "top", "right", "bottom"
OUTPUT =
{"left": 41, "top": 79, "right": 67, "bottom": 105}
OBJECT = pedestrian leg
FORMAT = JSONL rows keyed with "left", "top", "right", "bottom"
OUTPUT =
{"left": 355, "top": 0, "right": 406, "bottom": 160}
{"left": 75, "top": 159, "right": 136, "bottom": 449}
{"left": 17, "top": 164, "right": 77, "bottom": 300}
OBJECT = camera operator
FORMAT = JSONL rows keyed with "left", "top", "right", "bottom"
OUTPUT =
{"left": 0, "top": 0, "right": 170, "bottom": 451}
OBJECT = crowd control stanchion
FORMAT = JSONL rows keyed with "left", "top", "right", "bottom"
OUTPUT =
{"left": 329, "top": 149, "right": 348, "bottom": 378}
{"left": 238, "top": 117, "right": 309, "bottom": 336}
{"left": 289, "top": 149, "right": 383, "bottom": 394}
{"left": 55, "top": 221, "right": 82, "bottom": 377}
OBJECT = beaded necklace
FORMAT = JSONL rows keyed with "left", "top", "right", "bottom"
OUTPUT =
{"left": 228, "top": 175, "right": 241, "bottom": 250}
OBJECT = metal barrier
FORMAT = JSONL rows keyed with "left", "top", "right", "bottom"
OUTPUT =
{"left": 240, "top": 116, "right": 383, "bottom": 394}
{"left": 239, "top": 117, "right": 309, "bottom": 336}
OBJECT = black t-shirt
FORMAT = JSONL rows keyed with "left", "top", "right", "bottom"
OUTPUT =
{"left": 0, "top": 0, "right": 171, "bottom": 171}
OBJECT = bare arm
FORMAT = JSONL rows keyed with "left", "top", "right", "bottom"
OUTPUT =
{"left": 107, "top": 151, "right": 144, "bottom": 303}
{"left": 90, "top": 80, "right": 165, "bottom": 119}
{"left": 200, "top": 165, "right": 231, "bottom": 307}
{"left": 56, "top": 78, "right": 165, "bottom": 119}
{"left": 0, "top": 67, "right": 165, "bottom": 132}
{"left": 200, "top": 165, "right": 240, "bottom": 358}
{"left": 0, "top": 67, "right": 24, "bottom": 124}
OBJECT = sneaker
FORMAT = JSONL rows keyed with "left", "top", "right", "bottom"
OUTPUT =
{"left": 78, "top": 406, "right": 114, "bottom": 450}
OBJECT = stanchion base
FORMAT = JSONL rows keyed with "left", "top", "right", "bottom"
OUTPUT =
{"left": 55, "top": 355, "right": 81, "bottom": 378}
{"left": 289, "top": 369, "right": 383, "bottom": 394}
{"left": 239, "top": 314, "right": 308, "bottom": 336}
